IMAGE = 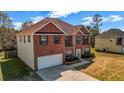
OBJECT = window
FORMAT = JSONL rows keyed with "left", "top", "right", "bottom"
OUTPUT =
{"left": 65, "top": 50, "right": 72, "bottom": 57}
{"left": 28, "top": 36, "right": 30, "bottom": 43}
{"left": 83, "top": 35, "right": 89, "bottom": 44}
{"left": 20, "top": 36, "right": 22, "bottom": 42}
{"left": 110, "top": 39, "right": 113, "bottom": 42}
{"left": 76, "top": 36, "right": 81, "bottom": 44}
{"left": 116, "top": 37, "right": 122, "bottom": 45}
{"left": 65, "top": 36, "right": 72, "bottom": 47}
{"left": 24, "top": 36, "right": 25, "bottom": 43}
{"left": 54, "top": 36, "right": 61, "bottom": 44}
{"left": 40, "top": 35, "right": 48, "bottom": 45}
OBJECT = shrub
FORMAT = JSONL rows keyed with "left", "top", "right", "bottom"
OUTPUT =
{"left": 65, "top": 55, "right": 78, "bottom": 62}
{"left": 82, "top": 52, "right": 95, "bottom": 58}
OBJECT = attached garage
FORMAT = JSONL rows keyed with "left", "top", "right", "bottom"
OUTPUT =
{"left": 37, "top": 54, "right": 63, "bottom": 70}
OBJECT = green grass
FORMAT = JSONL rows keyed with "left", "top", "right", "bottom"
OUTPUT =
{"left": 75, "top": 50, "right": 124, "bottom": 81}
{"left": 0, "top": 54, "right": 32, "bottom": 80}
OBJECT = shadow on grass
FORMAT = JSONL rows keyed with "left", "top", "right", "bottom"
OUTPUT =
{"left": 74, "top": 57, "right": 95, "bottom": 70}
{"left": 1, "top": 57, "right": 32, "bottom": 81}
{"left": 74, "top": 62, "right": 94, "bottom": 70}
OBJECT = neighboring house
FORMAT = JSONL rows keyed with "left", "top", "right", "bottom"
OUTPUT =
{"left": 16, "top": 18, "right": 91, "bottom": 70}
{"left": 95, "top": 29, "right": 124, "bottom": 53}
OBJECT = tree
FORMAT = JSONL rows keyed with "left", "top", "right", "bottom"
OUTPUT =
{"left": 91, "top": 14, "right": 103, "bottom": 33}
{"left": 0, "top": 11, "right": 13, "bottom": 29}
{"left": 85, "top": 14, "right": 103, "bottom": 47}
{"left": 86, "top": 25, "right": 100, "bottom": 48}
{"left": 86, "top": 25, "right": 99, "bottom": 36}
{"left": 21, "top": 21, "right": 33, "bottom": 30}
{"left": 0, "top": 12, "right": 17, "bottom": 58}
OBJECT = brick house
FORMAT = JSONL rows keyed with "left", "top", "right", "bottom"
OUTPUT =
{"left": 16, "top": 18, "right": 92, "bottom": 70}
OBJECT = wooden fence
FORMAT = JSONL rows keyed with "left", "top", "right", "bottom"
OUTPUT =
{"left": 4, "top": 50, "right": 17, "bottom": 58}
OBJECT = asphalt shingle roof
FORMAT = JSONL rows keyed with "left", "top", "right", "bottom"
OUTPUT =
{"left": 96, "top": 29, "right": 124, "bottom": 38}
{"left": 16, "top": 18, "right": 90, "bottom": 35}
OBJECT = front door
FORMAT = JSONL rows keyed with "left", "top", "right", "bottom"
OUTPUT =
{"left": 84, "top": 48, "right": 90, "bottom": 53}
{"left": 76, "top": 49, "right": 81, "bottom": 58}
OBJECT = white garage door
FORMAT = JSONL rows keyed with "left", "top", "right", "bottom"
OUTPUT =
{"left": 37, "top": 54, "right": 63, "bottom": 69}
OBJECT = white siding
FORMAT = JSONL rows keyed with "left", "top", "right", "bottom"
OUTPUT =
{"left": 17, "top": 35, "right": 35, "bottom": 70}
{"left": 95, "top": 38, "right": 122, "bottom": 53}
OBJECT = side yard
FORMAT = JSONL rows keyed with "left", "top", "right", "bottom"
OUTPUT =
{"left": 75, "top": 50, "right": 124, "bottom": 81}
{"left": 0, "top": 52, "right": 42, "bottom": 81}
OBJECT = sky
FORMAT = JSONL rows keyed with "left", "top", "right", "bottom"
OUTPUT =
{"left": 6, "top": 11, "right": 124, "bottom": 32}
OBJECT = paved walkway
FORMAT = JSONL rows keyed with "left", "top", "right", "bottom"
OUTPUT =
{"left": 70, "top": 59, "right": 90, "bottom": 68}
{"left": 36, "top": 65, "right": 99, "bottom": 81}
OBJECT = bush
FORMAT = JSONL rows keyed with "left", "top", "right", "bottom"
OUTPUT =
{"left": 65, "top": 55, "right": 78, "bottom": 62}
{"left": 82, "top": 52, "right": 95, "bottom": 58}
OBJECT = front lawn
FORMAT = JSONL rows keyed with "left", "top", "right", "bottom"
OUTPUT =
{"left": 75, "top": 51, "right": 124, "bottom": 81}
{"left": 0, "top": 54, "right": 32, "bottom": 80}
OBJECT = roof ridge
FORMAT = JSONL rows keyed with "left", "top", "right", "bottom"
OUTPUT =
{"left": 16, "top": 17, "right": 91, "bottom": 35}
{"left": 97, "top": 28, "right": 124, "bottom": 38}
{"left": 53, "top": 18, "right": 74, "bottom": 27}
{"left": 20, "top": 18, "right": 48, "bottom": 32}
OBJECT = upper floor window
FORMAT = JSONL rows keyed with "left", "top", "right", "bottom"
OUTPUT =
{"left": 83, "top": 35, "right": 89, "bottom": 44}
{"left": 65, "top": 36, "right": 73, "bottom": 47}
{"left": 40, "top": 35, "right": 48, "bottom": 45}
{"left": 116, "top": 37, "right": 122, "bottom": 45}
{"left": 28, "top": 36, "right": 30, "bottom": 43}
{"left": 24, "top": 36, "right": 25, "bottom": 43}
{"left": 76, "top": 36, "right": 81, "bottom": 44}
{"left": 54, "top": 35, "right": 61, "bottom": 44}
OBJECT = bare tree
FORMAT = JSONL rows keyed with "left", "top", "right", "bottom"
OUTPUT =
{"left": 0, "top": 11, "right": 13, "bottom": 29}
{"left": 0, "top": 12, "right": 16, "bottom": 58}
{"left": 21, "top": 21, "right": 33, "bottom": 30}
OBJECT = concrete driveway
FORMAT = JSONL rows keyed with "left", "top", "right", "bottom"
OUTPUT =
{"left": 36, "top": 65, "right": 98, "bottom": 81}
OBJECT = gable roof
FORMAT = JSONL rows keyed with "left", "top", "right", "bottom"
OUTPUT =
{"left": 16, "top": 18, "right": 90, "bottom": 35}
{"left": 74, "top": 25, "right": 91, "bottom": 34}
{"left": 96, "top": 29, "right": 124, "bottom": 39}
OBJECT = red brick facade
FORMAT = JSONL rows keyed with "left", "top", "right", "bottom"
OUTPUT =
{"left": 32, "top": 23, "right": 91, "bottom": 70}
{"left": 37, "top": 22, "right": 63, "bottom": 33}
{"left": 33, "top": 35, "right": 65, "bottom": 57}
{"left": 33, "top": 23, "right": 65, "bottom": 70}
